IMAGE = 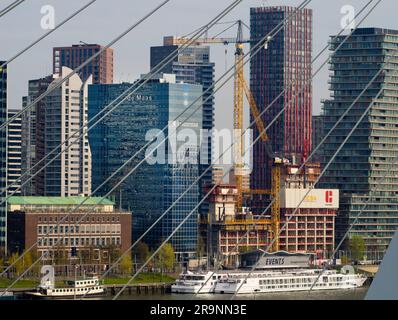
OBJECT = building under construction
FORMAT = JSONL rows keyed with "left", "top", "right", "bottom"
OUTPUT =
{"left": 170, "top": 10, "right": 338, "bottom": 267}
{"left": 201, "top": 163, "right": 339, "bottom": 267}
{"left": 200, "top": 183, "right": 272, "bottom": 267}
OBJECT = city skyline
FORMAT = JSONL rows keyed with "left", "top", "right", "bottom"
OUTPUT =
{"left": 0, "top": 0, "right": 397, "bottom": 302}
{"left": 0, "top": 0, "right": 395, "bottom": 131}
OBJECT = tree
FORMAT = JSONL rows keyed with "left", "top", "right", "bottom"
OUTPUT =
{"left": 155, "top": 243, "right": 175, "bottom": 272}
{"left": 349, "top": 235, "right": 366, "bottom": 262}
{"left": 133, "top": 241, "right": 150, "bottom": 264}
{"left": 8, "top": 252, "right": 24, "bottom": 276}
{"left": 23, "top": 250, "right": 34, "bottom": 275}
{"left": 341, "top": 255, "right": 349, "bottom": 265}
{"left": 119, "top": 253, "right": 132, "bottom": 275}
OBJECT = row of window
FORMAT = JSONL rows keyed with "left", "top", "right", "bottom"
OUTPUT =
{"left": 38, "top": 236, "right": 121, "bottom": 247}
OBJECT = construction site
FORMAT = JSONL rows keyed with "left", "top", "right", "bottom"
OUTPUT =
{"left": 167, "top": 20, "right": 339, "bottom": 267}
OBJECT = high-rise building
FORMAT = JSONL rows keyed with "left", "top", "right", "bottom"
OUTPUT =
{"left": 6, "top": 109, "right": 22, "bottom": 196}
{"left": 150, "top": 39, "right": 215, "bottom": 216}
{"left": 53, "top": 43, "right": 113, "bottom": 84}
{"left": 312, "top": 115, "right": 324, "bottom": 162}
{"left": 40, "top": 67, "right": 91, "bottom": 197}
{"left": 319, "top": 28, "right": 398, "bottom": 253}
{"left": 250, "top": 6, "right": 313, "bottom": 190}
{"left": 0, "top": 62, "right": 7, "bottom": 248}
{"left": 21, "top": 75, "right": 54, "bottom": 196}
{"left": 89, "top": 74, "right": 203, "bottom": 259}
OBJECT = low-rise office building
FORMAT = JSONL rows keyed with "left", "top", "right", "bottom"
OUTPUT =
{"left": 7, "top": 196, "right": 131, "bottom": 263}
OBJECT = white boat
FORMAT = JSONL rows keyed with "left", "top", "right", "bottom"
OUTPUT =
{"left": 27, "top": 276, "right": 105, "bottom": 299}
{"left": 171, "top": 271, "right": 229, "bottom": 294}
{"left": 214, "top": 268, "right": 367, "bottom": 294}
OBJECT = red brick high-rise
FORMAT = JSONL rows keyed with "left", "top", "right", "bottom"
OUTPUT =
{"left": 53, "top": 43, "right": 113, "bottom": 84}
{"left": 250, "top": 6, "right": 313, "bottom": 190}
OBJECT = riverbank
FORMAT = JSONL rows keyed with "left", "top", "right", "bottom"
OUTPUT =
{"left": 0, "top": 273, "right": 176, "bottom": 291}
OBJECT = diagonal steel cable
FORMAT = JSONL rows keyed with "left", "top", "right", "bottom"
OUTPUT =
{"left": 0, "top": 0, "right": 242, "bottom": 200}
{"left": 0, "top": 0, "right": 244, "bottom": 291}
{"left": 108, "top": 0, "right": 316, "bottom": 300}
{"left": 0, "top": 0, "right": 25, "bottom": 19}
{"left": 194, "top": 0, "right": 381, "bottom": 295}
{"left": 0, "top": 0, "right": 97, "bottom": 69}
{"left": 78, "top": 0, "right": 314, "bottom": 300}
{"left": 232, "top": 42, "right": 391, "bottom": 300}
{"left": 0, "top": 0, "right": 172, "bottom": 131}
{"left": 233, "top": 85, "right": 385, "bottom": 298}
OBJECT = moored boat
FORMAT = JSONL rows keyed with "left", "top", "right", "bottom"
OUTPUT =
{"left": 26, "top": 276, "right": 105, "bottom": 299}
{"left": 171, "top": 271, "right": 228, "bottom": 294}
{"left": 214, "top": 268, "right": 367, "bottom": 294}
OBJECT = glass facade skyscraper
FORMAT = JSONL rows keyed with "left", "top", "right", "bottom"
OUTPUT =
{"left": 0, "top": 62, "right": 7, "bottom": 248}
{"left": 150, "top": 41, "right": 214, "bottom": 216}
{"left": 89, "top": 75, "right": 203, "bottom": 258}
{"left": 319, "top": 28, "right": 398, "bottom": 253}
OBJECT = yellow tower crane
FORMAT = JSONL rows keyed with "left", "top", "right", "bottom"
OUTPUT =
{"left": 168, "top": 20, "right": 287, "bottom": 251}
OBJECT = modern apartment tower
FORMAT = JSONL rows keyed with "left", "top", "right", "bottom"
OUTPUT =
{"left": 6, "top": 109, "right": 22, "bottom": 196}
{"left": 312, "top": 115, "right": 324, "bottom": 162}
{"left": 21, "top": 75, "right": 54, "bottom": 196}
{"left": 0, "top": 62, "right": 7, "bottom": 248}
{"left": 53, "top": 43, "right": 114, "bottom": 84}
{"left": 89, "top": 74, "right": 203, "bottom": 259}
{"left": 150, "top": 39, "right": 215, "bottom": 215}
{"left": 250, "top": 6, "right": 313, "bottom": 189}
{"left": 319, "top": 28, "right": 398, "bottom": 253}
{"left": 40, "top": 67, "right": 92, "bottom": 197}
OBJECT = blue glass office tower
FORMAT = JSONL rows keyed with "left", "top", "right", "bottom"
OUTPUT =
{"left": 89, "top": 75, "right": 203, "bottom": 258}
{"left": 319, "top": 28, "right": 398, "bottom": 254}
{"left": 151, "top": 41, "right": 215, "bottom": 217}
{"left": 0, "top": 62, "right": 7, "bottom": 249}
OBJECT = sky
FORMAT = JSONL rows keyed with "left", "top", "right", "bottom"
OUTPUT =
{"left": 0, "top": 0, "right": 396, "bottom": 131}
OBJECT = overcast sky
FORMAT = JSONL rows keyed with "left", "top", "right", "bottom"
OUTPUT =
{"left": 0, "top": 0, "right": 396, "bottom": 130}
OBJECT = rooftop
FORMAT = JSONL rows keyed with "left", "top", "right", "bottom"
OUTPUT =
{"left": 8, "top": 196, "right": 114, "bottom": 206}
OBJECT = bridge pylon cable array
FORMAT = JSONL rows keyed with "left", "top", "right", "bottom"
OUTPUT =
{"left": 192, "top": 0, "right": 380, "bottom": 296}
{"left": 0, "top": 0, "right": 25, "bottom": 19}
{"left": 0, "top": 0, "right": 172, "bottom": 131}
{"left": 0, "top": 0, "right": 98, "bottom": 69}
{"left": 0, "top": 0, "right": 244, "bottom": 292}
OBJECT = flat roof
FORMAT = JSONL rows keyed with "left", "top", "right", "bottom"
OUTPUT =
{"left": 8, "top": 196, "right": 114, "bottom": 206}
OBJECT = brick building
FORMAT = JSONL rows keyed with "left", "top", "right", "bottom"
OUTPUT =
{"left": 7, "top": 197, "right": 131, "bottom": 263}
{"left": 53, "top": 43, "right": 113, "bottom": 84}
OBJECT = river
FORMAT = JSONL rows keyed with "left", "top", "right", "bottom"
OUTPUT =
{"left": 96, "top": 286, "right": 369, "bottom": 300}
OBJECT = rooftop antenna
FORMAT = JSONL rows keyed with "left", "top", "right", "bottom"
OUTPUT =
{"left": 79, "top": 41, "right": 88, "bottom": 46}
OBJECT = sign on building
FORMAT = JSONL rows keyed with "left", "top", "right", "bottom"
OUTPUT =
{"left": 280, "top": 189, "right": 339, "bottom": 209}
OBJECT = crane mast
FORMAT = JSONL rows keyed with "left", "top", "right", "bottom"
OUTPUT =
{"left": 168, "top": 20, "right": 286, "bottom": 252}
{"left": 234, "top": 21, "right": 245, "bottom": 212}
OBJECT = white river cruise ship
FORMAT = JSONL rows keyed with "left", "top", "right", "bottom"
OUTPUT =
{"left": 214, "top": 268, "right": 367, "bottom": 294}
{"left": 171, "top": 271, "right": 227, "bottom": 294}
{"left": 172, "top": 251, "right": 367, "bottom": 295}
